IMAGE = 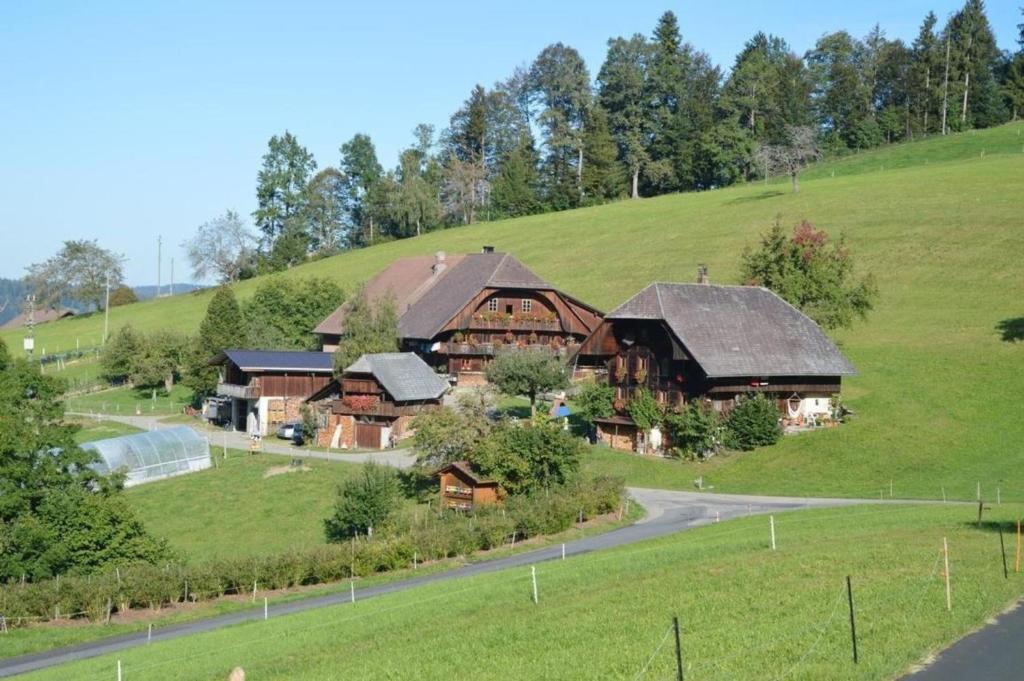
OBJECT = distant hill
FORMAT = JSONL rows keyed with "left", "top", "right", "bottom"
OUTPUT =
{"left": 0, "top": 279, "right": 203, "bottom": 326}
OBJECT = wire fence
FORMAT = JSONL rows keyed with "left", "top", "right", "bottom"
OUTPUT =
{"left": 13, "top": 500, "right": 1017, "bottom": 681}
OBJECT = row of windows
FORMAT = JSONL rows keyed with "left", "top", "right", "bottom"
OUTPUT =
{"left": 487, "top": 298, "right": 533, "bottom": 312}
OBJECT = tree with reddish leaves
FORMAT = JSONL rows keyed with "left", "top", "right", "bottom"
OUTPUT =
{"left": 740, "top": 218, "right": 878, "bottom": 330}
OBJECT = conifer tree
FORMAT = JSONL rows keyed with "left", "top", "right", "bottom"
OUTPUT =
{"left": 183, "top": 285, "right": 246, "bottom": 395}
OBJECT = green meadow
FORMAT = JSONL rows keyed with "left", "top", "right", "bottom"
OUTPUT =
{"left": 18, "top": 503, "right": 1024, "bottom": 680}
{"left": 4, "top": 123, "right": 1022, "bottom": 500}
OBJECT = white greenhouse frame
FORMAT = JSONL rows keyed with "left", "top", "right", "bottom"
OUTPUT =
{"left": 83, "top": 426, "right": 212, "bottom": 487}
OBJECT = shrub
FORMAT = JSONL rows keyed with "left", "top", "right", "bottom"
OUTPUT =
{"left": 664, "top": 401, "right": 723, "bottom": 460}
{"left": 627, "top": 388, "right": 662, "bottom": 431}
{"left": 324, "top": 462, "right": 401, "bottom": 541}
{"left": 724, "top": 394, "right": 782, "bottom": 450}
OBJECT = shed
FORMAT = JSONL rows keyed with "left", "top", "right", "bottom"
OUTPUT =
{"left": 83, "top": 426, "right": 211, "bottom": 487}
{"left": 436, "top": 461, "right": 500, "bottom": 511}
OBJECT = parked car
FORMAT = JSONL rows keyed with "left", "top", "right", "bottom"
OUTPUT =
{"left": 276, "top": 421, "right": 300, "bottom": 440}
{"left": 276, "top": 421, "right": 306, "bottom": 446}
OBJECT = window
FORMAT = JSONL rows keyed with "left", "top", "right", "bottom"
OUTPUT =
{"left": 487, "top": 298, "right": 499, "bottom": 312}
{"left": 461, "top": 358, "right": 473, "bottom": 370}
{"left": 521, "top": 299, "right": 532, "bottom": 312}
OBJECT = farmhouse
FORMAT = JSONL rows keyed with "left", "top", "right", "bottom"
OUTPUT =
{"left": 306, "top": 352, "right": 448, "bottom": 450}
{"left": 0, "top": 306, "right": 75, "bottom": 330}
{"left": 577, "top": 277, "right": 856, "bottom": 453}
{"left": 314, "top": 247, "right": 603, "bottom": 385}
{"left": 436, "top": 461, "right": 500, "bottom": 511}
{"left": 209, "top": 349, "right": 334, "bottom": 435}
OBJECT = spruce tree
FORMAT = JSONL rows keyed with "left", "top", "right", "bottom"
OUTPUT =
{"left": 490, "top": 132, "right": 541, "bottom": 218}
{"left": 183, "top": 285, "right": 246, "bottom": 395}
{"left": 581, "top": 104, "right": 626, "bottom": 202}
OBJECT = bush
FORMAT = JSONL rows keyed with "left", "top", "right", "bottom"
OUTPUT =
{"left": 0, "top": 477, "right": 625, "bottom": 628}
{"left": 664, "top": 402, "right": 722, "bottom": 460}
{"left": 724, "top": 394, "right": 782, "bottom": 451}
{"left": 324, "top": 462, "right": 401, "bottom": 541}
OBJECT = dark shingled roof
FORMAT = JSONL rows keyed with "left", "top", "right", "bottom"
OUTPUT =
{"left": 345, "top": 352, "right": 449, "bottom": 402}
{"left": 0, "top": 307, "right": 75, "bottom": 330}
{"left": 398, "top": 252, "right": 552, "bottom": 339}
{"left": 606, "top": 283, "right": 856, "bottom": 378}
{"left": 315, "top": 251, "right": 556, "bottom": 342}
{"left": 436, "top": 460, "right": 498, "bottom": 486}
{"left": 214, "top": 350, "right": 334, "bottom": 372}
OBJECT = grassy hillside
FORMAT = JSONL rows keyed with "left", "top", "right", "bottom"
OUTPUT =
{"left": 6, "top": 123, "right": 1023, "bottom": 500}
{"left": 21, "top": 503, "right": 1024, "bottom": 681}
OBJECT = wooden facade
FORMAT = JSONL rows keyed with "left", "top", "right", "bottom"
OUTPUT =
{"left": 437, "top": 462, "right": 500, "bottom": 511}
{"left": 581, "top": 317, "right": 846, "bottom": 453}
{"left": 417, "top": 288, "right": 602, "bottom": 383}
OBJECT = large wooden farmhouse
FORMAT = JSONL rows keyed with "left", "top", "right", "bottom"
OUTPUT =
{"left": 576, "top": 279, "right": 856, "bottom": 453}
{"left": 209, "top": 350, "right": 334, "bottom": 435}
{"left": 306, "top": 352, "right": 448, "bottom": 450}
{"left": 315, "top": 248, "right": 603, "bottom": 384}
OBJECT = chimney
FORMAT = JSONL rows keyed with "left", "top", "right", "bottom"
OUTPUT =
{"left": 432, "top": 251, "right": 447, "bottom": 276}
{"left": 482, "top": 245, "right": 495, "bottom": 254}
{"left": 697, "top": 264, "right": 709, "bottom": 285}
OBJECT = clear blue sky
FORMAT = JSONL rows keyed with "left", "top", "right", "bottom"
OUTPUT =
{"left": 1, "top": 1, "right": 1019, "bottom": 285}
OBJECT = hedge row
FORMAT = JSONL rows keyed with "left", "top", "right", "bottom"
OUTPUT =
{"left": 0, "top": 476, "right": 624, "bottom": 628}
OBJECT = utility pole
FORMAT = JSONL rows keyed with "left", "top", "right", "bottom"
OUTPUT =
{"left": 103, "top": 273, "right": 110, "bottom": 344}
{"left": 157, "top": 235, "right": 162, "bottom": 298}
{"left": 24, "top": 294, "right": 36, "bottom": 357}
{"left": 169, "top": 257, "right": 174, "bottom": 297}
{"left": 941, "top": 35, "right": 950, "bottom": 135}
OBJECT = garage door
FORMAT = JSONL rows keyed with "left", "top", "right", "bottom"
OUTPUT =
{"left": 355, "top": 423, "right": 382, "bottom": 449}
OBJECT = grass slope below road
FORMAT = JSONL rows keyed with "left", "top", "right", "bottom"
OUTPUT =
{"left": 19, "top": 503, "right": 1024, "bottom": 681}
{"left": 6, "top": 123, "right": 1022, "bottom": 501}
{"left": 127, "top": 453, "right": 360, "bottom": 562}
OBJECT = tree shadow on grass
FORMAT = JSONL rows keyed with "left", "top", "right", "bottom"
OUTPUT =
{"left": 966, "top": 519, "right": 1024, "bottom": 534}
{"left": 727, "top": 190, "right": 784, "bottom": 205}
{"left": 996, "top": 318, "right": 1024, "bottom": 342}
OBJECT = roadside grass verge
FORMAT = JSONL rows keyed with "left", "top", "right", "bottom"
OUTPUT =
{"left": 17, "top": 502, "right": 1024, "bottom": 680}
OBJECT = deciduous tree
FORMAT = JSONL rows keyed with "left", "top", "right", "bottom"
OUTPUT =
{"left": 740, "top": 218, "right": 878, "bottom": 331}
{"left": 332, "top": 288, "right": 399, "bottom": 373}
{"left": 182, "top": 210, "right": 256, "bottom": 283}
{"left": 25, "top": 240, "right": 125, "bottom": 311}
{"left": 323, "top": 462, "right": 400, "bottom": 540}
{"left": 485, "top": 350, "right": 569, "bottom": 418}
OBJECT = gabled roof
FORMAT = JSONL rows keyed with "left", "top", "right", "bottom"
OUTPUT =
{"left": 435, "top": 460, "right": 498, "bottom": 486}
{"left": 314, "top": 251, "right": 560, "bottom": 341}
{"left": 605, "top": 283, "right": 856, "bottom": 378}
{"left": 399, "top": 252, "right": 553, "bottom": 340}
{"left": 0, "top": 307, "right": 75, "bottom": 330}
{"left": 345, "top": 352, "right": 448, "bottom": 402}
{"left": 211, "top": 350, "right": 334, "bottom": 373}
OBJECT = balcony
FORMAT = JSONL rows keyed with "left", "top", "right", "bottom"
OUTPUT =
{"left": 216, "top": 381, "right": 261, "bottom": 399}
{"left": 468, "top": 317, "right": 562, "bottom": 332}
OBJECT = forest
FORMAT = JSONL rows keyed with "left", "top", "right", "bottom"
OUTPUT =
{"left": 187, "top": 2, "right": 1022, "bottom": 279}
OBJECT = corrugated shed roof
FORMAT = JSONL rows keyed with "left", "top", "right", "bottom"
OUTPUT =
{"left": 606, "top": 283, "right": 856, "bottom": 378}
{"left": 345, "top": 352, "right": 448, "bottom": 401}
{"left": 219, "top": 350, "right": 334, "bottom": 372}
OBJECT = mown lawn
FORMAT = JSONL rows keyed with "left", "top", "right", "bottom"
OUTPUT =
{"left": 71, "top": 418, "right": 144, "bottom": 443}
{"left": 3, "top": 123, "right": 1020, "bottom": 502}
{"left": 65, "top": 384, "right": 193, "bottom": 416}
{"left": 126, "top": 452, "right": 361, "bottom": 562}
{"left": 20, "top": 502, "right": 1024, "bottom": 680}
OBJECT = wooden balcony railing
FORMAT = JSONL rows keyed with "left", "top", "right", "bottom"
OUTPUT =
{"left": 216, "top": 381, "right": 261, "bottom": 399}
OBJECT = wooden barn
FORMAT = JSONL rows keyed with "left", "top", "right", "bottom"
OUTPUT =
{"left": 306, "top": 352, "right": 448, "bottom": 450}
{"left": 436, "top": 461, "right": 500, "bottom": 511}
{"left": 576, "top": 275, "right": 856, "bottom": 453}
{"left": 314, "top": 248, "right": 603, "bottom": 385}
{"left": 208, "top": 350, "right": 334, "bottom": 436}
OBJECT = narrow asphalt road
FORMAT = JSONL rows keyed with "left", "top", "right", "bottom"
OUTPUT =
{"left": 902, "top": 601, "right": 1024, "bottom": 681}
{"left": 0, "top": 487, "right": 877, "bottom": 678}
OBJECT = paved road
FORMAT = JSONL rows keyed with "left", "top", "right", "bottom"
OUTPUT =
{"left": 0, "top": 487, "right": 876, "bottom": 678}
{"left": 72, "top": 413, "right": 417, "bottom": 468}
{"left": 902, "top": 601, "right": 1024, "bottom": 680}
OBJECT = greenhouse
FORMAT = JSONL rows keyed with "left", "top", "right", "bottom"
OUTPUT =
{"left": 83, "top": 426, "right": 212, "bottom": 487}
